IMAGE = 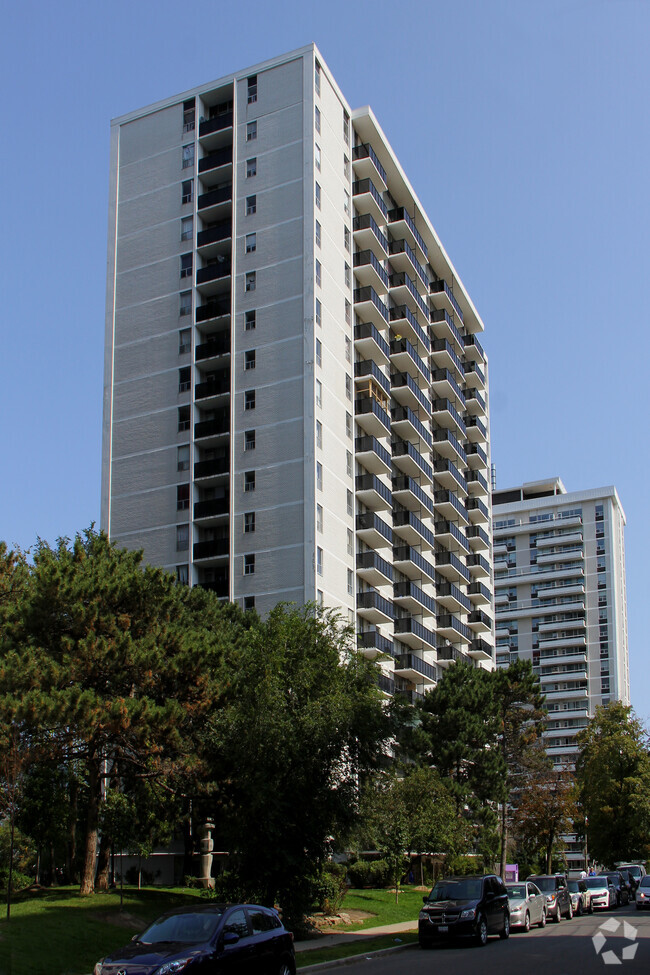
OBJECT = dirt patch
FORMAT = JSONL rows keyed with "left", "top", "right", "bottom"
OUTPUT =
{"left": 91, "top": 911, "right": 145, "bottom": 930}
{"left": 308, "top": 909, "right": 375, "bottom": 930}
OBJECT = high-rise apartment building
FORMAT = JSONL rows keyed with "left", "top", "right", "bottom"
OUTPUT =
{"left": 492, "top": 477, "right": 629, "bottom": 768}
{"left": 101, "top": 44, "right": 494, "bottom": 697}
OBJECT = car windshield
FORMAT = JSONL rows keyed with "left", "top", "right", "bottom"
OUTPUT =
{"left": 428, "top": 879, "right": 483, "bottom": 901}
{"left": 585, "top": 878, "right": 608, "bottom": 889}
{"left": 506, "top": 884, "right": 526, "bottom": 898}
{"left": 568, "top": 881, "right": 580, "bottom": 892}
{"left": 139, "top": 911, "right": 222, "bottom": 945}
{"left": 532, "top": 878, "right": 557, "bottom": 893}
{"left": 639, "top": 877, "right": 650, "bottom": 888}
{"left": 623, "top": 867, "right": 642, "bottom": 879}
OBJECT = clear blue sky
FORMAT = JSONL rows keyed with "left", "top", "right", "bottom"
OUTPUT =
{"left": 1, "top": 0, "right": 648, "bottom": 717}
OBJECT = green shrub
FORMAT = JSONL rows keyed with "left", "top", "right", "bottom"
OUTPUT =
{"left": 347, "top": 858, "right": 392, "bottom": 888}
{"left": 312, "top": 870, "right": 347, "bottom": 914}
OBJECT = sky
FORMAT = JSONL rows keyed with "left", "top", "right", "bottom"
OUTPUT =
{"left": 1, "top": 0, "right": 648, "bottom": 716}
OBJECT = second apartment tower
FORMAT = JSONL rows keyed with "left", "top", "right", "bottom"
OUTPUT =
{"left": 101, "top": 45, "right": 494, "bottom": 696}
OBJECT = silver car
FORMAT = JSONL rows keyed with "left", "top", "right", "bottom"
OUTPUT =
{"left": 506, "top": 881, "right": 547, "bottom": 931}
{"left": 635, "top": 875, "right": 650, "bottom": 910}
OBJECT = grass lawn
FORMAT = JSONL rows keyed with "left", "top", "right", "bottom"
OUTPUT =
{"left": 328, "top": 886, "right": 425, "bottom": 930}
{"left": 296, "top": 931, "right": 419, "bottom": 968}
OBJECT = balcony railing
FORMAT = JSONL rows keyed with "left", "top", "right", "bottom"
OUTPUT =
{"left": 354, "top": 321, "right": 390, "bottom": 359}
{"left": 431, "top": 337, "right": 465, "bottom": 377}
{"left": 352, "top": 142, "right": 387, "bottom": 184}
{"left": 393, "top": 544, "right": 436, "bottom": 581}
{"left": 391, "top": 404, "right": 433, "bottom": 448}
{"left": 356, "top": 473, "right": 392, "bottom": 507}
{"left": 354, "top": 249, "right": 390, "bottom": 288}
{"left": 433, "top": 458, "right": 467, "bottom": 493}
{"left": 389, "top": 304, "right": 431, "bottom": 353}
{"left": 354, "top": 359, "right": 391, "bottom": 396}
{"left": 430, "top": 307, "right": 464, "bottom": 350}
{"left": 434, "top": 489, "right": 469, "bottom": 522}
{"left": 197, "top": 219, "right": 232, "bottom": 248}
{"left": 352, "top": 177, "right": 388, "bottom": 218}
{"left": 357, "top": 588, "right": 394, "bottom": 617}
{"left": 395, "top": 653, "right": 438, "bottom": 682}
{"left": 197, "top": 184, "right": 232, "bottom": 211}
{"left": 437, "top": 613, "right": 472, "bottom": 641}
{"left": 392, "top": 507, "right": 435, "bottom": 548}
{"left": 391, "top": 372, "right": 431, "bottom": 416}
{"left": 196, "top": 334, "right": 229, "bottom": 360}
{"left": 196, "top": 297, "right": 230, "bottom": 322}
{"left": 193, "top": 498, "right": 228, "bottom": 519}
{"left": 198, "top": 146, "right": 232, "bottom": 174}
{"left": 392, "top": 475, "right": 435, "bottom": 515}
{"left": 356, "top": 511, "right": 393, "bottom": 544}
{"left": 194, "top": 415, "right": 229, "bottom": 440}
{"left": 432, "top": 430, "right": 467, "bottom": 465}
{"left": 430, "top": 278, "right": 464, "bottom": 324}
{"left": 199, "top": 112, "right": 233, "bottom": 138}
{"left": 355, "top": 434, "right": 392, "bottom": 470}
{"left": 193, "top": 457, "right": 228, "bottom": 479}
{"left": 390, "top": 336, "right": 431, "bottom": 383}
{"left": 357, "top": 550, "right": 394, "bottom": 581}
{"left": 193, "top": 537, "right": 229, "bottom": 559}
{"left": 353, "top": 212, "right": 388, "bottom": 253}
{"left": 354, "top": 286, "right": 389, "bottom": 324}
{"left": 389, "top": 238, "right": 429, "bottom": 290}
{"left": 387, "top": 206, "right": 428, "bottom": 258}
{"left": 437, "top": 581, "right": 471, "bottom": 612}
{"left": 195, "top": 373, "right": 230, "bottom": 400}
{"left": 196, "top": 260, "right": 232, "bottom": 286}
{"left": 392, "top": 437, "right": 433, "bottom": 480}
{"left": 358, "top": 629, "right": 394, "bottom": 656}
{"left": 355, "top": 396, "right": 391, "bottom": 433}
{"left": 393, "top": 616, "right": 436, "bottom": 649}
{"left": 389, "top": 270, "right": 430, "bottom": 320}
{"left": 394, "top": 580, "right": 437, "bottom": 614}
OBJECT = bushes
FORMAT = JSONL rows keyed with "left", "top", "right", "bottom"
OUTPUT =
{"left": 313, "top": 865, "right": 347, "bottom": 913}
{"left": 346, "top": 859, "right": 392, "bottom": 888}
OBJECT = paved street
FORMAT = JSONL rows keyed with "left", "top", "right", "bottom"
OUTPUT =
{"left": 333, "top": 905, "right": 650, "bottom": 975}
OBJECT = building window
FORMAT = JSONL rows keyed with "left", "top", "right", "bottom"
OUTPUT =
{"left": 177, "top": 446, "right": 190, "bottom": 471}
{"left": 347, "top": 489, "right": 353, "bottom": 516}
{"left": 245, "top": 471, "right": 256, "bottom": 492}
{"left": 347, "top": 529, "right": 354, "bottom": 555}
{"left": 343, "top": 154, "right": 350, "bottom": 180}
{"left": 315, "top": 220, "right": 321, "bottom": 248}
{"left": 316, "top": 418, "right": 322, "bottom": 447}
{"left": 245, "top": 310, "right": 256, "bottom": 331}
{"left": 315, "top": 182, "right": 321, "bottom": 209}
{"left": 344, "top": 225, "right": 351, "bottom": 252}
{"left": 316, "top": 462, "right": 323, "bottom": 491}
{"left": 344, "top": 189, "right": 350, "bottom": 215}
{"left": 180, "top": 253, "right": 192, "bottom": 278}
{"left": 343, "top": 109, "right": 350, "bottom": 145}
{"left": 345, "top": 335, "right": 351, "bottom": 362}
{"left": 317, "top": 547, "right": 323, "bottom": 575}
{"left": 596, "top": 503, "right": 604, "bottom": 521}
{"left": 316, "top": 339, "right": 322, "bottom": 368}
{"left": 246, "top": 232, "right": 257, "bottom": 253}
{"left": 183, "top": 99, "right": 195, "bottom": 132}
{"left": 316, "top": 259, "right": 322, "bottom": 287}
{"left": 182, "top": 144, "right": 194, "bottom": 169}
{"left": 315, "top": 143, "right": 321, "bottom": 170}
{"left": 181, "top": 216, "right": 193, "bottom": 241}
{"left": 246, "top": 120, "right": 257, "bottom": 141}
{"left": 177, "top": 484, "right": 189, "bottom": 511}
{"left": 181, "top": 180, "right": 193, "bottom": 204}
{"left": 245, "top": 429, "right": 256, "bottom": 451}
{"left": 345, "top": 299, "right": 351, "bottom": 325}
{"left": 347, "top": 569, "right": 354, "bottom": 595}
{"left": 316, "top": 379, "right": 322, "bottom": 407}
{"left": 244, "top": 512, "right": 256, "bottom": 533}
{"left": 317, "top": 589, "right": 323, "bottom": 607}
{"left": 315, "top": 298, "right": 322, "bottom": 326}
{"left": 246, "top": 157, "right": 257, "bottom": 177}
{"left": 176, "top": 524, "right": 189, "bottom": 551}
{"left": 346, "top": 411, "right": 353, "bottom": 438}
{"left": 247, "top": 75, "right": 258, "bottom": 104}
{"left": 245, "top": 350, "right": 256, "bottom": 370}
{"left": 179, "top": 328, "right": 191, "bottom": 354}
{"left": 315, "top": 105, "right": 321, "bottom": 133}
{"left": 245, "top": 271, "right": 256, "bottom": 292}
{"left": 180, "top": 290, "right": 192, "bottom": 316}
{"left": 246, "top": 194, "right": 257, "bottom": 215}
{"left": 317, "top": 504, "right": 323, "bottom": 533}
{"left": 178, "top": 405, "right": 190, "bottom": 431}
{"left": 244, "top": 554, "right": 255, "bottom": 575}
{"left": 176, "top": 564, "right": 189, "bottom": 585}
{"left": 344, "top": 262, "right": 351, "bottom": 288}
{"left": 244, "top": 595, "right": 255, "bottom": 611}
{"left": 178, "top": 366, "right": 191, "bottom": 392}
{"left": 346, "top": 450, "right": 353, "bottom": 477}
{"left": 245, "top": 389, "right": 256, "bottom": 410}
{"left": 315, "top": 60, "right": 321, "bottom": 95}
{"left": 345, "top": 374, "right": 352, "bottom": 400}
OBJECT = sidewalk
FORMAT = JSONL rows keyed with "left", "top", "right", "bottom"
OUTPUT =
{"left": 294, "top": 920, "right": 418, "bottom": 952}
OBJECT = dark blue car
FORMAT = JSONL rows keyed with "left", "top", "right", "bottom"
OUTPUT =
{"left": 93, "top": 903, "right": 296, "bottom": 975}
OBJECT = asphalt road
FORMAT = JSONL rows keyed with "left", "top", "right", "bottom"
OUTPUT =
{"left": 348, "top": 904, "right": 650, "bottom": 975}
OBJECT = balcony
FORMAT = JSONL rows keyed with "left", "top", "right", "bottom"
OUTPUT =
{"left": 198, "top": 145, "right": 233, "bottom": 186}
{"left": 193, "top": 537, "right": 229, "bottom": 561}
{"left": 465, "top": 442, "right": 488, "bottom": 471}
{"left": 199, "top": 111, "right": 233, "bottom": 140}
{"left": 389, "top": 304, "right": 431, "bottom": 354}
{"left": 466, "top": 552, "right": 490, "bottom": 577}
{"left": 435, "top": 519, "right": 470, "bottom": 555}
{"left": 392, "top": 438, "right": 433, "bottom": 483}
{"left": 194, "top": 413, "right": 229, "bottom": 441}
{"left": 355, "top": 396, "right": 391, "bottom": 437}
{"left": 391, "top": 404, "right": 432, "bottom": 448}
{"left": 355, "top": 358, "right": 391, "bottom": 396}
{"left": 198, "top": 575, "right": 228, "bottom": 599}
{"left": 195, "top": 372, "right": 230, "bottom": 402}
{"left": 193, "top": 456, "right": 228, "bottom": 480}
{"left": 196, "top": 296, "right": 230, "bottom": 324}
{"left": 392, "top": 475, "right": 435, "bottom": 516}
{"left": 468, "top": 581, "right": 492, "bottom": 605}
{"left": 353, "top": 249, "right": 389, "bottom": 292}
{"left": 389, "top": 238, "right": 429, "bottom": 291}
{"left": 197, "top": 183, "right": 232, "bottom": 218}
{"left": 355, "top": 473, "right": 392, "bottom": 512}
{"left": 464, "top": 388, "right": 486, "bottom": 416}
{"left": 196, "top": 333, "right": 230, "bottom": 362}
{"left": 464, "top": 415, "right": 488, "bottom": 443}
{"left": 353, "top": 212, "right": 388, "bottom": 259}
{"left": 392, "top": 508, "right": 435, "bottom": 549}
{"left": 429, "top": 278, "right": 464, "bottom": 324}
{"left": 354, "top": 321, "right": 390, "bottom": 366}
{"left": 436, "top": 550, "right": 471, "bottom": 584}
{"left": 433, "top": 489, "right": 469, "bottom": 524}
{"left": 431, "top": 368, "right": 465, "bottom": 407}
{"left": 437, "top": 613, "right": 472, "bottom": 642}
{"left": 430, "top": 337, "right": 465, "bottom": 378}
{"left": 389, "top": 271, "right": 430, "bottom": 322}
{"left": 394, "top": 580, "right": 437, "bottom": 616}
{"left": 354, "top": 286, "right": 389, "bottom": 329}
{"left": 393, "top": 616, "right": 436, "bottom": 651}
{"left": 436, "top": 581, "right": 471, "bottom": 614}
{"left": 437, "top": 644, "right": 470, "bottom": 668}
{"left": 377, "top": 672, "right": 396, "bottom": 696}
{"left": 390, "top": 336, "right": 430, "bottom": 384}
{"left": 355, "top": 435, "right": 391, "bottom": 476}
{"left": 193, "top": 497, "right": 228, "bottom": 520}
{"left": 433, "top": 458, "right": 467, "bottom": 493}
{"left": 394, "top": 653, "right": 438, "bottom": 684}
{"left": 352, "top": 177, "right": 388, "bottom": 223}
{"left": 432, "top": 429, "right": 467, "bottom": 467}
{"left": 356, "top": 511, "right": 393, "bottom": 549}
{"left": 196, "top": 258, "right": 232, "bottom": 296}
{"left": 466, "top": 524, "right": 490, "bottom": 551}
{"left": 431, "top": 398, "right": 466, "bottom": 438}
{"left": 357, "top": 550, "right": 393, "bottom": 587}
{"left": 463, "top": 333, "right": 486, "bottom": 363}
{"left": 352, "top": 142, "right": 387, "bottom": 187}
{"left": 387, "top": 207, "right": 428, "bottom": 260}
{"left": 464, "top": 360, "right": 486, "bottom": 391}
{"left": 466, "top": 469, "right": 489, "bottom": 496}
{"left": 391, "top": 371, "right": 431, "bottom": 417}
{"left": 358, "top": 629, "right": 394, "bottom": 658}
{"left": 357, "top": 588, "right": 394, "bottom": 624}
{"left": 468, "top": 609, "right": 492, "bottom": 633}
{"left": 468, "top": 637, "right": 493, "bottom": 661}
{"left": 393, "top": 545, "right": 436, "bottom": 583}
{"left": 197, "top": 218, "right": 232, "bottom": 253}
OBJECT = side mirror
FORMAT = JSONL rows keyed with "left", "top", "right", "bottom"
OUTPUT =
{"left": 422, "top": 896, "right": 428, "bottom": 904}
{"left": 223, "top": 932, "right": 240, "bottom": 947}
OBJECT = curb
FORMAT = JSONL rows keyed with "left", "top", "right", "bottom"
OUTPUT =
{"left": 298, "top": 940, "right": 418, "bottom": 971}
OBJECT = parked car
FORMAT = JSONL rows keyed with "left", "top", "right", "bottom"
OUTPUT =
{"left": 527, "top": 875, "right": 572, "bottom": 922}
{"left": 598, "top": 872, "right": 630, "bottom": 907}
{"left": 505, "top": 881, "right": 547, "bottom": 930}
{"left": 419, "top": 874, "right": 510, "bottom": 947}
{"left": 635, "top": 874, "right": 650, "bottom": 910}
{"left": 616, "top": 862, "right": 646, "bottom": 883}
{"left": 617, "top": 868, "right": 638, "bottom": 896}
{"left": 92, "top": 904, "right": 296, "bottom": 975}
{"left": 567, "top": 879, "right": 593, "bottom": 915}
{"left": 584, "top": 876, "right": 616, "bottom": 910}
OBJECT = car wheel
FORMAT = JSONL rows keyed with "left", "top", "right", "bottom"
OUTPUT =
{"left": 576, "top": 900, "right": 582, "bottom": 916}
{"left": 554, "top": 906, "right": 562, "bottom": 923}
{"left": 538, "top": 908, "right": 546, "bottom": 928}
{"left": 589, "top": 901, "right": 594, "bottom": 914}
{"left": 277, "top": 960, "right": 295, "bottom": 975}
{"left": 523, "top": 912, "right": 530, "bottom": 933}
{"left": 476, "top": 914, "right": 488, "bottom": 947}
{"left": 566, "top": 901, "right": 573, "bottom": 920}
{"left": 499, "top": 913, "right": 510, "bottom": 940}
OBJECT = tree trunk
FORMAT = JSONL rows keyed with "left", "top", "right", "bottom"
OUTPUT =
{"left": 96, "top": 832, "right": 111, "bottom": 890}
{"left": 80, "top": 759, "right": 100, "bottom": 895}
{"left": 545, "top": 830, "right": 555, "bottom": 874}
{"left": 67, "top": 777, "right": 79, "bottom": 885}
{"left": 499, "top": 801, "right": 508, "bottom": 879}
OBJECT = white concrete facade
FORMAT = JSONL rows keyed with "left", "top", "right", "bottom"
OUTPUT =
{"left": 101, "top": 44, "right": 494, "bottom": 697}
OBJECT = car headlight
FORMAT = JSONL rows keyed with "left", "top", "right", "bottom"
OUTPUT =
{"left": 419, "top": 910, "right": 429, "bottom": 920}
{"left": 156, "top": 958, "right": 195, "bottom": 975}
{"left": 546, "top": 895, "right": 556, "bottom": 905}
{"left": 93, "top": 964, "right": 103, "bottom": 975}
{"left": 460, "top": 908, "right": 477, "bottom": 920}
